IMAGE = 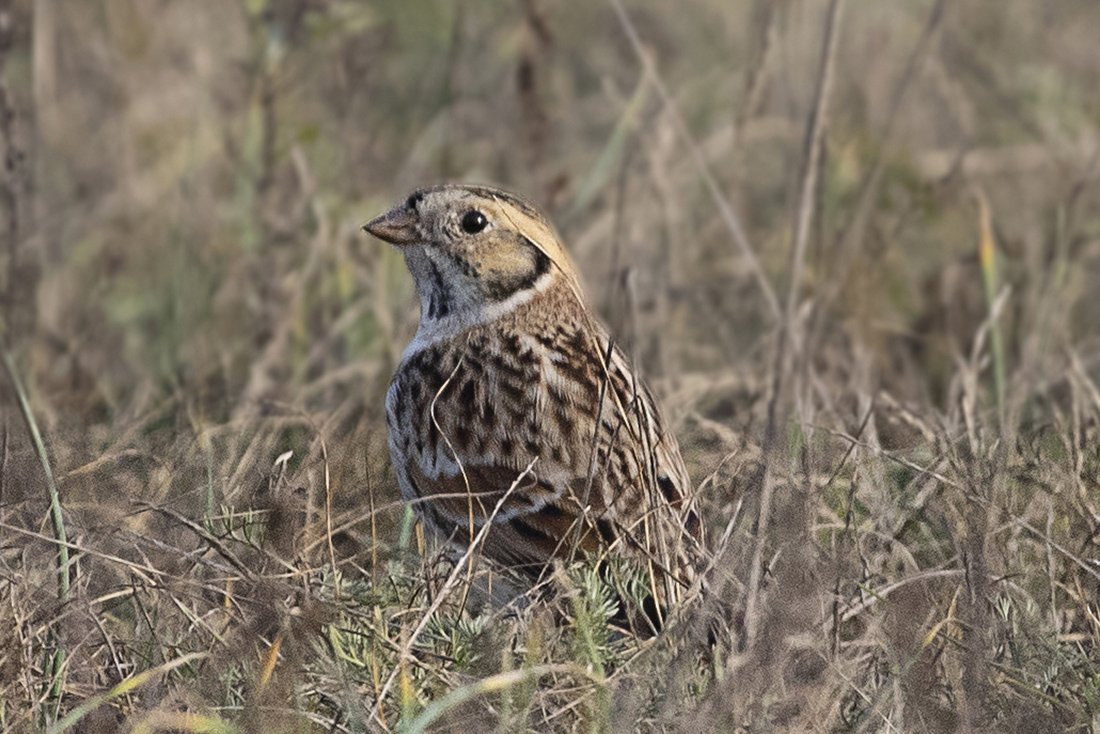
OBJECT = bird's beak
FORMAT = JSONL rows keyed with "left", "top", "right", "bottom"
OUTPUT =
{"left": 362, "top": 203, "right": 420, "bottom": 246}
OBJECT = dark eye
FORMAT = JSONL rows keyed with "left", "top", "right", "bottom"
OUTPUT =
{"left": 460, "top": 210, "right": 488, "bottom": 234}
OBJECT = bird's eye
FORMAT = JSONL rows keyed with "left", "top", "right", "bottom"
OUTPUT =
{"left": 460, "top": 210, "right": 488, "bottom": 234}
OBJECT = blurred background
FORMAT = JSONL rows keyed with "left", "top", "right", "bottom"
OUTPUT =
{"left": 1, "top": 1, "right": 1099, "bottom": 731}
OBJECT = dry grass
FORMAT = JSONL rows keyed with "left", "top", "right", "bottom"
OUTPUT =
{"left": 1, "top": 1, "right": 1099, "bottom": 732}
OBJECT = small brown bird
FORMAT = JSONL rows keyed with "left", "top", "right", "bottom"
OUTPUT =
{"left": 364, "top": 184, "right": 701, "bottom": 631}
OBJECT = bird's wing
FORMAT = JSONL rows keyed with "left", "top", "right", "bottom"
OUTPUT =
{"left": 403, "top": 458, "right": 611, "bottom": 573}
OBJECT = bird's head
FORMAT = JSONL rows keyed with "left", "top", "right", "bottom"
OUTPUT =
{"left": 363, "top": 184, "right": 580, "bottom": 325}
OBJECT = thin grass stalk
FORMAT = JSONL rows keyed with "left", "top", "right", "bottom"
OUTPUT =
{"left": 0, "top": 352, "right": 72, "bottom": 589}
{"left": 745, "top": 0, "right": 844, "bottom": 653}
{"left": 370, "top": 459, "right": 539, "bottom": 725}
{"left": 976, "top": 190, "right": 1006, "bottom": 427}
{"left": 2, "top": 348, "right": 71, "bottom": 712}
{"left": 607, "top": 0, "right": 781, "bottom": 321}
{"left": 786, "top": 0, "right": 844, "bottom": 325}
{"left": 764, "top": 0, "right": 845, "bottom": 447}
{"left": 821, "top": 0, "right": 947, "bottom": 312}
{"left": 766, "top": 0, "right": 844, "bottom": 447}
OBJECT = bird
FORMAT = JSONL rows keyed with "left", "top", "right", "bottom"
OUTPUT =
{"left": 363, "top": 183, "right": 702, "bottom": 633}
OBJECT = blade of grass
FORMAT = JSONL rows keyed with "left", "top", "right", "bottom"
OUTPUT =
{"left": 976, "top": 188, "right": 1006, "bottom": 427}
{"left": 46, "top": 652, "right": 210, "bottom": 734}
{"left": 1, "top": 348, "right": 69, "bottom": 598}
{"left": 131, "top": 712, "right": 239, "bottom": 734}
{"left": 2, "top": 346, "right": 71, "bottom": 712}
{"left": 401, "top": 664, "right": 601, "bottom": 734}
{"left": 569, "top": 73, "right": 650, "bottom": 215}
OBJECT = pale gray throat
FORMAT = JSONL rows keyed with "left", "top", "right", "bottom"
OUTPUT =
{"left": 399, "top": 246, "right": 556, "bottom": 358}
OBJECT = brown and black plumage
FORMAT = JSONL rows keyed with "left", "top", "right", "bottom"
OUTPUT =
{"left": 364, "top": 183, "right": 702, "bottom": 630}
